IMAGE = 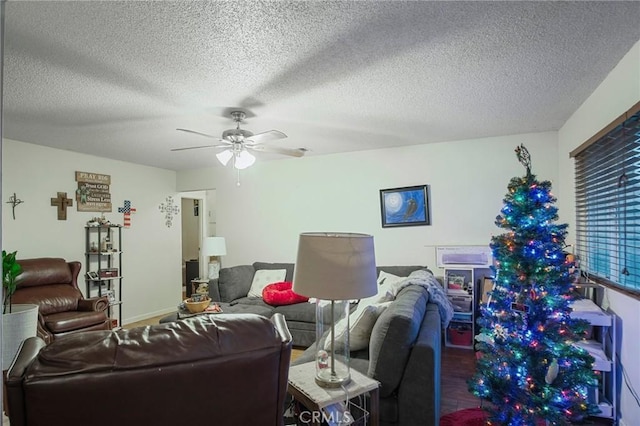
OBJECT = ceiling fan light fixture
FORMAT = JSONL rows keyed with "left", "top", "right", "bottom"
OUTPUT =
{"left": 216, "top": 149, "right": 233, "bottom": 166}
{"left": 234, "top": 150, "right": 256, "bottom": 170}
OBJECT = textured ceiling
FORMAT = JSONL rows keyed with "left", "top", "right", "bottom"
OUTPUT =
{"left": 3, "top": 1, "right": 640, "bottom": 171}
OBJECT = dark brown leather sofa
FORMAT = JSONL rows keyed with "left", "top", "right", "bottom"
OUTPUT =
{"left": 6, "top": 313, "right": 293, "bottom": 426}
{"left": 12, "top": 257, "right": 111, "bottom": 344}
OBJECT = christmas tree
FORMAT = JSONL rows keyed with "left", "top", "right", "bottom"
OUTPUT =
{"left": 469, "top": 145, "right": 600, "bottom": 425}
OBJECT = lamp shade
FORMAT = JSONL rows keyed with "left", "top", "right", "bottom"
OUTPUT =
{"left": 234, "top": 150, "right": 256, "bottom": 169}
{"left": 216, "top": 150, "right": 233, "bottom": 166}
{"left": 202, "top": 237, "right": 227, "bottom": 256}
{"left": 293, "top": 232, "right": 377, "bottom": 300}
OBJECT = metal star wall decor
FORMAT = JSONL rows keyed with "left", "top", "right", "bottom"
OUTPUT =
{"left": 158, "top": 196, "right": 180, "bottom": 227}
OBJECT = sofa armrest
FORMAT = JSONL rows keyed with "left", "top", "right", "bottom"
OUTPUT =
{"left": 7, "top": 336, "right": 46, "bottom": 382}
{"left": 208, "top": 278, "right": 222, "bottom": 302}
{"left": 36, "top": 313, "right": 54, "bottom": 345}
{"left": 6, "top": 336, "right": 47, "bottom": 426}
{"left": 78, "top": 296, "right": 109, "bottom": 312}
{"left": 397, "top": 303, "right": 441, "bottom": 426}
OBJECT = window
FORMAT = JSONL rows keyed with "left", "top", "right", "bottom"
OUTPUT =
{"left": 572, "top": 102, "right": 640, "bottom": 294}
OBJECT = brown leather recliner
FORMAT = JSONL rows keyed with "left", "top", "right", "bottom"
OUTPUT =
{"left": 12, "top": 257, "right": 111, "bottom": 344}
{"left": 6, "top": 313, "right": 293, "bottom": 426}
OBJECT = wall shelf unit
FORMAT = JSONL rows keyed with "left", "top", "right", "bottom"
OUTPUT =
{"left": 85, "top": 225, "right": 123, "bottom": 329}
{"left": 570, "top": 298, "right": 617, "bottom": 421}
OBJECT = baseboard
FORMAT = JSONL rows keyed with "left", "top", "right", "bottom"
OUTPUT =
{"left": 123, "top": 306, "right": 177, "bottom": 325}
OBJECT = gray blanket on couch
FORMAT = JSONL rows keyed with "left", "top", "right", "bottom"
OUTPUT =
{"left": 390, "top": 269, "right": 454, "bottom": 328}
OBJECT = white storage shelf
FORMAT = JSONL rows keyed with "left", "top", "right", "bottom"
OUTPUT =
{"left": 570, "top": 297, "right": 616, "bottom": 421}
{"left": 443, "top": 266, "right": 491, "bottom": 349}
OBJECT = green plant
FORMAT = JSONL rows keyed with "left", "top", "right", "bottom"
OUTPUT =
{"left": 3, "top": 250, "right": 23, "bottom": 314}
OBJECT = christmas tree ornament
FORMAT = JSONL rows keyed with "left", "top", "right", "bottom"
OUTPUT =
{"left": 545, "top": 358, "right": 559, "bottom": 384}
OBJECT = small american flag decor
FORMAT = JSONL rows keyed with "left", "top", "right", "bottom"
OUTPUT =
{"left": 118, "top": 200, "right": 137, "bottom": 228}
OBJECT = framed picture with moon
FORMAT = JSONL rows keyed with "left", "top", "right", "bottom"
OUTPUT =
{"left": 379, "top": 185, "right": 430, "bottom": 228}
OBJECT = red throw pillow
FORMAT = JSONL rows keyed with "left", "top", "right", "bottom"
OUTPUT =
{"left": 262, "top": 281, "right": 308, "bottom": 306}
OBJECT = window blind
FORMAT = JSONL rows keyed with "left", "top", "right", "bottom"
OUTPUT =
{"left": 574, "top": 108, "right": 640, "bottom": 293}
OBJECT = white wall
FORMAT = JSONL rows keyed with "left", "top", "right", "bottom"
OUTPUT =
{"left": 178, "top": 131, "right": 558, "bottom": 278}
{"left": 2, "top": 139, "right": 182, "bottom": 324}
{"left": 558, "top": 40, "right": 640, "bottom": 425}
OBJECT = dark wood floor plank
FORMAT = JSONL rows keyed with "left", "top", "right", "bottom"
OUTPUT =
{"left": 439, "top": 343, "right": 612, "bottom": 425}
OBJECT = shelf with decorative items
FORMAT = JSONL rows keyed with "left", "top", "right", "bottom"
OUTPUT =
{"left": 85, "top": 223, "right": 123, "bottom": 329}
{"left": 435, "top": 246, "right": 494, "bottom": 350}
{"left": 443, "top": 266, "right": 492, "bottom": 349}
{"left": 570, "top": 296, "right": 616, "bottom": 421}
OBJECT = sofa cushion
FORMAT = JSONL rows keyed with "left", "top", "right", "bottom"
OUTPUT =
{"left": 328, "top": 301, "right": 391, "bottom": 352}
{"left": 377, "top": 270, "right": 407, "bottom": 287}
{"left": 231, "top": 297, "right": 273, "bottom": 309}
{"left": 218, "top": 265, "right": 255, "bottom": 302}
{"left": 273, "top": 302, "right": 316, "bottom": 323}
{"left": 221, "top": 301, "right": 274, "bottom": 317}
{"left": 262, "top": 282, "right": 309, "bottom": 306}
{"left": 368, "top": 285, "right": 429, "bottom": 398}
{"left": 252, "top": 262, "right": 295, "bottom": 282}
{"left": 16, "top": 258, "right": 73, "bottom": 289}
{"left": 13, "top": 284, "right": 80, "bottom": 315}
{"left": 376, "top": 265, "right": 429, "bottom": 278}
{"left": 43, "top": 310, "right": 108, "bottom": 333}
{"left": 248, "top": 269, "right": 287, "bottom": 298}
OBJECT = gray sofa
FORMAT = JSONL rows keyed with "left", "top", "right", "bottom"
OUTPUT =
{"left": 209, "top": 262, "right": 443, "bottom": 426}
{"left": 292, "top": 280, "right": 442, "bottom": 426}
{"left": 208, "top": 262, "right": 317, "bottom": 346}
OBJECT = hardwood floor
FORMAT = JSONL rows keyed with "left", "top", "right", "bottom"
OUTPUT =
{"left": 440, "top": 345, "right": 613, "bottom": 425}
{"left": 441, "top": 345, "right": 481, "bottom": 416}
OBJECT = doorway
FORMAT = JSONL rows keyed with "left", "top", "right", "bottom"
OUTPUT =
{"left": 179, "top": 189, "right": 216, "bottom": 298}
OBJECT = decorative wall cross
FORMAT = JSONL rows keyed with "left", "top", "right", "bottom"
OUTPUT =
{"left": 51, "top": 192, "right": 73, "bottom": 220}
{"left": 6, "top": 193, "right": 24, "bottom": 220}
{"left": 158, "top": 196, "right": 180, "bottom": 227}
{"left": 118, "top": 200, "right": 137, "bottom": 228}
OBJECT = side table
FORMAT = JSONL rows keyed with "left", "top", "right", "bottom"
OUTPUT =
{"left": 190, "top": 278, "right": 209, "bottom": 297}
{"left": 288, "top": 361, "right": 379, "bottom": 426}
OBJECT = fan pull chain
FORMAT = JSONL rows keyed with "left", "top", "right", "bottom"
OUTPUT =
{"left": 236, "top": 168, "right": 241, "bottom": 186}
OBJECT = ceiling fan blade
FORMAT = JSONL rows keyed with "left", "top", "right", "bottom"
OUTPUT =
{"left": 176, "top": 128, "right": 226, "bottom": 142}
{"left": 171, "top": 143, "right": 230, "bottom": 152}
{"left": 249, "top": 144, "right": 306, "bottom": 158}
{"left": 170, "top": 145, "right": 217, "bottom": 152}
{"left": 245, "top": 130, "right": 287, "bottom": 145}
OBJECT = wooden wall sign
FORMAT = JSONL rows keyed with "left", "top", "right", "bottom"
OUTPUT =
{"left": 75, "top": 171, "right": 112, "bottom": 212}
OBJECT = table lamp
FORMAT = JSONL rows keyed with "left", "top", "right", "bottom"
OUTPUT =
{"left": 293, "top": 232, "right": 377, "bottom": 388}
{"left": 203, "top": 237, "right": 227, "bottom": 279}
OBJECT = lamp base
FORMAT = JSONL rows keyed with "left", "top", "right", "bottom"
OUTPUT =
{"left": 315, "top": 374, "right": 351, "bottom": 388}
{"left": 207, "top": 261, "right": 220, "bottom": 279}
{"left": 313, "top": 299, "right": 352, "bottom": 389}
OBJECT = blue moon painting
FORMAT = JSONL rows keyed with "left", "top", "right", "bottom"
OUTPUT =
{"left": 382, "top": 187, "right": 428, "bottom": 227}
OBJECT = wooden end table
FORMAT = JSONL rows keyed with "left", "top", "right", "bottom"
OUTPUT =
{"left": 288, "top": 361, "right": 379, "bottom": 426}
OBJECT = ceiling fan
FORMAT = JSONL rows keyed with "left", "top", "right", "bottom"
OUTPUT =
{"left": 172, "top": 111, "right": 306, "bottom": 170}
